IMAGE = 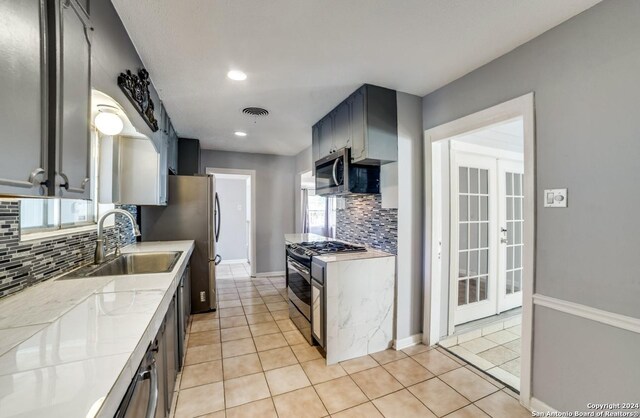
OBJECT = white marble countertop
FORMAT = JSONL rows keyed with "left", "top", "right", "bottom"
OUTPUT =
{"left": 0, "top": 240, "right": 195, "bottom": 418}
{"left": 284, "top": 233, "right": 334, "bottom": 244}
{"left": 284, "top": 233, "right": 394, "bottom": 263}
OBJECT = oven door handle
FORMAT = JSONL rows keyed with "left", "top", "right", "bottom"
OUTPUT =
{"left": 287, "top": 258, "right": 311, "bottom": 284}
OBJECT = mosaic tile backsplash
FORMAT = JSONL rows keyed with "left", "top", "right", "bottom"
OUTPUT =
{"left": 0, "top": 201, "right": 137, "bottom": 299}
{"left": 336, "top": 194, "right": 398, "bottom": 254}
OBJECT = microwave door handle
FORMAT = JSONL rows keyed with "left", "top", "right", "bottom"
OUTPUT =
{"left": 332, "top": 158, "right": 340, "bottom": 185}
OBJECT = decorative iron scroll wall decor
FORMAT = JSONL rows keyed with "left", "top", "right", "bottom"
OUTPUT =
{"left": 117, "top": 68, "right": 159, "bottom": 131}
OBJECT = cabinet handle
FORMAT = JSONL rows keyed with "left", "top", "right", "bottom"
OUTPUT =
{"left": 28, "top": 168, "right": 46, "bottom": 186}
{"left": 57, "top": 173, "right": 70, "bottom": 191}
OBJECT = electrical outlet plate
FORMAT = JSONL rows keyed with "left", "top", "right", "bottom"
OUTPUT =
{"left": 544, "top": 188, "right": 568, "bottom": 208}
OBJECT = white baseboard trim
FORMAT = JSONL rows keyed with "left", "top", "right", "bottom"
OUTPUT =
{"left": 530, "top": 397, "right": 556, "bottom": 413}
{"left": 393, "top": 333, "right": 423, "bottom": 350}
{"left": 254, "top": 271, "right": 285, "bottom": 278}
{"left": 220, "top": 259, "right": 248, "bottom": 265}
{"left": 533, "top": 294, "right": 640, "bottom": 334}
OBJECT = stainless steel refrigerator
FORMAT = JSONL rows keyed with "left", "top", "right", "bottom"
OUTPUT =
{"left": 142, "top": 175, "right": 221, "bottom": 313}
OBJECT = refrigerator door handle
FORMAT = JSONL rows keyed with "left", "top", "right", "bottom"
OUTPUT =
{"left": 208, "top": 177, "right": 215, "bottom": 260}
{"left": 215, "top": 192, "right": 221, "bottom": 242}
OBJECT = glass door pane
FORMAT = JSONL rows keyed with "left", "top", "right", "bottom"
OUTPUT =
{"left": 457, "top": 166, "right": 490, "bottom": 306}
{"left": 504, "top": 172, "right": 524, "bottom": 295}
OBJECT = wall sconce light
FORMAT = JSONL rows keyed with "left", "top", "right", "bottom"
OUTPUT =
{"left": 95, "top": 105, "right": 124, "bottom": 135}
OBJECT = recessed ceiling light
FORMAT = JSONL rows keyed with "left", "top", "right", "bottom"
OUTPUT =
{"left": 234, "top": 131, "right": 247, "bottom": 137}
{"left": 227, "top": 70, "right": 247, "bottom": 81}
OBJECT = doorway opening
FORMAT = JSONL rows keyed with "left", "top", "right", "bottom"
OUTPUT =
{"left": 206, "top": 168, "right": 256, "bottom": 278}
{"left": 424, "top": 94, "right": 535, "bottom": 404}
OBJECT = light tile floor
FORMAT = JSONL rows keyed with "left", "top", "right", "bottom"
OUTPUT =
{"left": 216, "top": 262, "right": 251, "bottom": 279}
{"left": 170, "top": 269, "right": 530, "bottom": 417}
{"left": 440, "top": 316, "right": 522, "bottom": 390}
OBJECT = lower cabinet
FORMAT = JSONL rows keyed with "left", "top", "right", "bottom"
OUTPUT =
{"left": 116, "top": 266, "right": 191, "bottom": 418}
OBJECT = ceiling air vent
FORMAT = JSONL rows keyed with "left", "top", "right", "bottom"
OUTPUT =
{"left": 242, "top": 107, "right": 269, "bottom": 117}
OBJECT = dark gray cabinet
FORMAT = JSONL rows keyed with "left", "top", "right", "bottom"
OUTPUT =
{"left": 312, "top": 84, "right": 398, "bottom": 166}
{"left": 0, "top": 0, "right": 48, "bottom": 196}
{"left": 311, "top": 124, "right": 320, "bottom": 175}
{"left": 0, "top": 0, "right": 92, "bottom": 198}
{"left": 317, "top": 118, "right": 334, "bottom": 158}
{"left": 349, "top": 88, "right": 366, "bottom": 161}
{"left": 116, "top": 264, "right": 189, "bottom": 418}
{"left": 56, "top": 0, "right": 92, "bottom": 198}
{"left": 158, "top": 134, "right": 169, "bottom": 206}
{"left": 168, "top": 121, "right": 178, "bottom": 174}
{"left": 332, "top": 101, "right": 351, "bottom": 151}
{"left": 76, "top": 0, "right": 88, "bottom": 15}
{"left": 177, "top": 138, "right": 201, "bottom": 175}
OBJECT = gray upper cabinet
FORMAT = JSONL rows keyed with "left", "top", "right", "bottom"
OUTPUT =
{"left": 317, "top": 117, "right": 334, "bottom": 158}
{"left": 76, "top": 0, "right": 89, "bottom": 15}
{"left": 158, "top": 134, "right": 169, "bottom": 206}
{"left": 0, "top": 0, "right": 48, "bottom": 196}
{"left": 349, "top": 88, "right": 366, "bottom": 161}
{"left": 332, "top": 101, "right": 351, "bottom": 151}
{"left": 0, "top": 0, "right": 93, "bottom": 198}
{"left": 312, "top": 84, "right": 397, "bottom": 165}
{"left": 168, "top": 121, "right": 178, "bottom": 174}
{"left": 57, "top": 0, "right": 91, "bottom": 198}
{"left": 311, "top": 124, "right": 320, "bottom": 175}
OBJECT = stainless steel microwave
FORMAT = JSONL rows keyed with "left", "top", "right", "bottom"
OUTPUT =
{"left": 315, "top": 148, "right": 380, "bottom": 196}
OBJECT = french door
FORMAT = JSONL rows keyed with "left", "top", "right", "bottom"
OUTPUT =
{"left": 451, "top": 151, "right": 523, "bottom": 325}
{"left": 497, "top": 161, "right": 525, "bottom": 312}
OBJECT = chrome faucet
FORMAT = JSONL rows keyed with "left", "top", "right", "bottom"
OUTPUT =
{"left": 95, "top": 209, "right": 141, "bottom": 264}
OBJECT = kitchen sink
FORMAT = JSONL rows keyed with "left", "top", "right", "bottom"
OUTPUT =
{"left": 60, "top": 251, "right": 183, "bottom": 279}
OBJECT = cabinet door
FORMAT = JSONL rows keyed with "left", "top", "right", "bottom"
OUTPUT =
{"left": 317, "top": 116, "right": 334, "bottom": 157}
{"left": 76, "top": 0, "right": 89, "bottom": 15}
{"left": 332, "top": 101, "right": 350, "bottom": 151}
{"left": 163, "top": 296, "right": 178, "bottom": 416}
{"left": 168, "top": 122, "right": 178, "bottom": 174}
{"left": 57, "top": 0, "right": 91, "bottom": 198}
{"left": 350, "top": 88, "right": 366, "bottom": 162}
{"left": 311, "top": 123, "right": 320, "bottom": 174}
{"left": 0, "top": 0, "right": 48, "bottom": 196}
{"left": 158, "top": 135, "right": 168, "bottom": 205}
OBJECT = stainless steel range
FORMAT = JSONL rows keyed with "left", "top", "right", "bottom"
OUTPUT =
{"left": 286, "top": 241, "right": 366, "bottom": 345}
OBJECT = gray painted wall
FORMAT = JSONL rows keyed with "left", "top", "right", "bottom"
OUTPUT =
{"left": 92, "top": 0, "right": 162, "bottom": 144}
{"left": 216, "top": 178, "right": 248, "bottom": 261}
{"left": 533, "top": 306, "right": 640, "bottom": 409}
{"left": 422, "top": 0, "right": 640, "bottom": 408}
{"left": 395, "top": 92, "right": 424, "bottom": 341}
{"left": 201, "top": 150, "right": 296, "bottom": 274}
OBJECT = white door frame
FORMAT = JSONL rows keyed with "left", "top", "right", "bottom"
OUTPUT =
{"left": 422, "top": 93, "right": 535, "bottom": 408}
{"left": 205, "top": 167, "right": 257, "bottom": 278}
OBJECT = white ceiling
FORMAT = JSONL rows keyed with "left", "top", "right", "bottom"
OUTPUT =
{"left": 111, "top": 0, "right": 599, "bottom": 156}
{"left": 453, "top": 118, "right": 524, "bottom": 153}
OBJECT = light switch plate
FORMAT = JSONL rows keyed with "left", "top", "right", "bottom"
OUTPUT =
{"left": 544, "top": 188, "right": 568, "bottom": 208}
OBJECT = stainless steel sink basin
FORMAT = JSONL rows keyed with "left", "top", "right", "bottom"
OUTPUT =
{"left": 60, "top": 251, "right": 183, "bottom": 279}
